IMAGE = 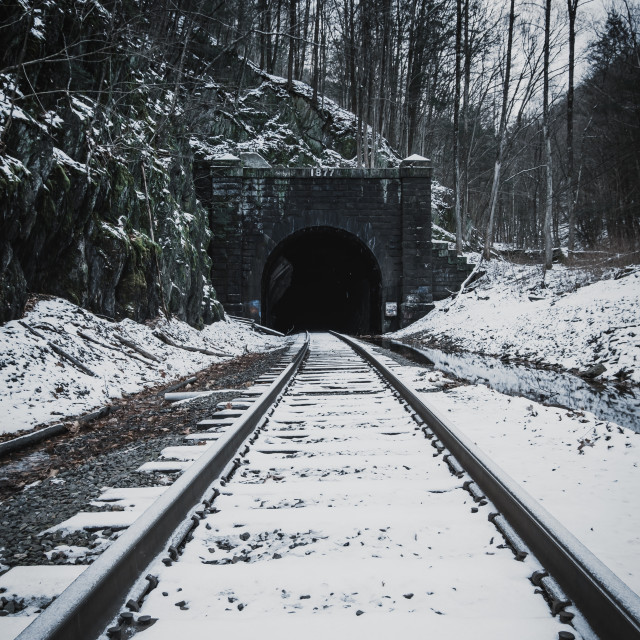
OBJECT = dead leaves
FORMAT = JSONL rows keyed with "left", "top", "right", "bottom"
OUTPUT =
{"left": 577, "top": 438, "right": 595, "bottom": 454}
{"left": 66, "top": 420, "right": 82, "bottom": 435}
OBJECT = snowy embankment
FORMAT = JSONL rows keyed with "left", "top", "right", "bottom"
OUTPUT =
{"left": 385, "top": 260, "right": 640, "bottom": 595}
{"left": 397, "top": 362, "right": 640, "bottom": 598}
{"left": 393, "top": 259, "right": 640, "bottom": 386}
{"left": 360, "top": 342, "right": 640, "bottom": 598}
{"left": 0, "top": 299, "right": 283, "bottom": 436}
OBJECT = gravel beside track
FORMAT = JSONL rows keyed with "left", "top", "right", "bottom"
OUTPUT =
{"left": 0, "top": 347, "right": 288, "bottom": 572}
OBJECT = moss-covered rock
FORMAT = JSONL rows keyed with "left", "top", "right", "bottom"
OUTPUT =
{"left": 0, "top": 0, "right": 399, "bottom": 326}
{"left": 0, "top": 242, "right": 28, "bottom": 322}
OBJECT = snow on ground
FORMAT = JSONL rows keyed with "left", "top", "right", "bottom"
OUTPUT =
{"left": 393, "top": 259, "right": 640, "bottom": 385}
{"left": 362, "top": 342, "right": 640, "bottom": 597}
{"left": 384, "top": 256, "right": 640, "bottom": 595}
{"left": 0, "top": 298, "right": 284, "bottom": 436}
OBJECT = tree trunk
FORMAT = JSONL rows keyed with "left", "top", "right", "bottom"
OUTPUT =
{"left": 287, "top": 0, "right": 297, "bottom": 90}
{"left": 543, "top": 0, "right": 553, "bottom": 270}
{"left": 462, "top": 0, "right": 471, "bottom": 243}
{"left": 258, "top": 0, "right": 269, "bottom": 70}
{"left": 484, "top": 0, "right": 515, "bottom": 260}
{"left": 454, "top": 0, "right": 463, "bottom": 253}
{"left": 311, "top": 0, "right": 322, "bottom": 103}
{"left": 566, "top": 0, "right": 578, "bottom": 254}
{"left": 348, "top": 0, "right": 358, "bottom": 113}
{"left": 297, "top": 0, "right": 311, "bottom": 80}
{"left": 270, "top": 0, "right": 283, "bottom": 74}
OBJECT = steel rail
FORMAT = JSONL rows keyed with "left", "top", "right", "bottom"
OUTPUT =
{"left": 16, "top": 334, "right": 309, "bottom": 640}
{"left": 335, "top": 332, "right": 640, "bottom": 640}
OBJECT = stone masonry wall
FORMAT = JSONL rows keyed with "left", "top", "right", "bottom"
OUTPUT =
{"left": 431, "top": 241, "right": 475, "bottom": 300}
{"left": 198, "top": 157, "right": 435, "bottom": 330}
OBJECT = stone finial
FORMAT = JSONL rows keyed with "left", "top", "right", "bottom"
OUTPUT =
{"left": 400, "top": 154, "right": 431, "bottom": 167}
{"left": 238, "top": 152, "right": 271, "bottom": 168}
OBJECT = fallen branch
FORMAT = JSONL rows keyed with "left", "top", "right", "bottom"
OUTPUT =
{"left": 78, "top": 329, "right": 154, "bottom": 366}
{"left": 111, "top": 344, "right": 156, "bottom": 367}
{"left": 48, "top": 342, "right": 98, "bottom": 376}
{"left": 228, "top": 315, "right": 254, "bottom": 326}
{"left": 0, "top": 423, "right": 67, "bottom": 458}
{"left": 19, "top": 321, "right": 98, "bottom": 377}
{"left": 114, "top": 334, "right": 162, "bottom": 362}
{"left": 77, "top": 329, "right": 122, "bottom": 351}
{"left": 157, "top": 376, "right": 198, "bottom": 397}
{"left": 253, "top": 324, "right": 285, "bottom": 337}
{"left": 0, "top": 405, "right": 110, "bottom": 458}
{"left": 226, "top": 315, "right": 284, "bottom": 337}
{"left": 153, "top": 330, "right": 231, "bottom": 357}
{"left": 603, "top": 323, "right": 640, "bottom": 334}
{"left": 442, "top": 256, "right": 485, "bottom": 313}
{"left": 78, "top": 405, "right": 111, "bottom": 424}
{"left": 19, "top": 321, "right": 45, "bottom": 339}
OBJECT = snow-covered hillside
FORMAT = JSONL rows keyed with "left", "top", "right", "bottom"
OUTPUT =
{"left": 0, "top": 0, "right": 407, "bottom": 328}
{"left": 0, "top": 298, "right": 283, "bottom": 436}
{"left": 392, "top": 259, "right": 640, "bottom": 386}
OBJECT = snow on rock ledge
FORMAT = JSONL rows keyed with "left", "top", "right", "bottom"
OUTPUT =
{"left": 0, "top": 298, "right": 284, "bottom": 436}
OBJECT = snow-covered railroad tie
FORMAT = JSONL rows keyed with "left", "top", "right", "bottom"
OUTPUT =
{"left": 8, "top": 333, "right": 640, "bottom": 640}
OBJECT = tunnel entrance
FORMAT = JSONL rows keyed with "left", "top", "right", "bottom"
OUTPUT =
{"left": 262, "top": 227, "right": 382, "bottom": 335}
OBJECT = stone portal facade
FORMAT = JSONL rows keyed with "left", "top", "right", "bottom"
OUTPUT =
{"left": 195, "top": 155, "right": 472, "bottom": 331}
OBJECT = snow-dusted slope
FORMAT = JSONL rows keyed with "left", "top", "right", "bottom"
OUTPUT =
{"left": 0, "top": 299, "right": 283, "bottom": 436}
{"left": 1, "top": 1, "right": 406, "bottom": 327}
{"left": 392, "top": 260, "right": 640, "bottom": 385}
{"left": 373, "top": 349, "right": 640, "bottom": 597}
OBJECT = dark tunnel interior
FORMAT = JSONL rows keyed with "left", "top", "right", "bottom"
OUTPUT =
{"left": 262, "top": 227, "right": 382, "bottom": 335}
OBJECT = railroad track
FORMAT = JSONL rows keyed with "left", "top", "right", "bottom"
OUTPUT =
{"left": 4, "top": 333, "right": 640, "bottom": 639}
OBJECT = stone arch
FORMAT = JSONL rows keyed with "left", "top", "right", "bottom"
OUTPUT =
{"left": 260, "top": 226, "right": 383, "bottom": 334}
{"left": 202, "top": 160, "right": 464, "bottom": 331}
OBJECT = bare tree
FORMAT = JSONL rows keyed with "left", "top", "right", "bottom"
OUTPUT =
{"left": 542, "top": 0, "right": 553, "bottom": 270}
{"left": 483, "top": 0, "right": 515, "bottom": 260}
{"left": 461, "top": 0, "right": 471, "bottom": 245}
{"left": 566, "top": 0, "right": 579, "bottom": 254}
{"left": 287, "top": 0, "right": 297, "bottom": 90}
{"left": 454, "top": 0, "right": 463, "bottom": 252}
{"left": 311, "top": 0, "right": 324, "bottom": 103}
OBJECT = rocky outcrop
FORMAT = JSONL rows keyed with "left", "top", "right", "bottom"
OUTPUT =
{"left": 0, "top": 110, "right": 221, "bottom": 325}
{"left": 187, "top": 54, "right": 398, "bottom": 169}
{"left": 0, "top": 2, "right": 398, "bottom": 326}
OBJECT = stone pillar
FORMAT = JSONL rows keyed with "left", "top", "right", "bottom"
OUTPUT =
{"left": 208, "top": 155, "right": 244, "bottom": 317}
{"left": 400, "top": 155, "right": 434, "bottom": 328}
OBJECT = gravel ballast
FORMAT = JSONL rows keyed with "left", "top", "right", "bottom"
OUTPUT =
{"left": 0, "top": 346, "right": 290, "bottom": 572}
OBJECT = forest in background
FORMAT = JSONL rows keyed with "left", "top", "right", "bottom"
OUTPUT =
{"left": 1, "top": 0, "right": 639, "bottom": 264}
{"left": 211, "top": 0, "right": 640, "bottom": 262}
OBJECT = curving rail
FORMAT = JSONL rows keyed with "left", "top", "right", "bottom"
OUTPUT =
{"left": 15, "top": 335, "right": 309, "bottom": 640}
{"left": 334, "top": 331, "right": 640, "bottom": 640}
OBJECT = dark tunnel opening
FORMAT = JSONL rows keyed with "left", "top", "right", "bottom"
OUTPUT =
{"left": 262, "top": 227, "right": 382, "bottom": 335}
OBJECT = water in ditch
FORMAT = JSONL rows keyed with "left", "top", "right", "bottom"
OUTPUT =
{"left": 367, "top": 338, "right": 640, "bottom": 434}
